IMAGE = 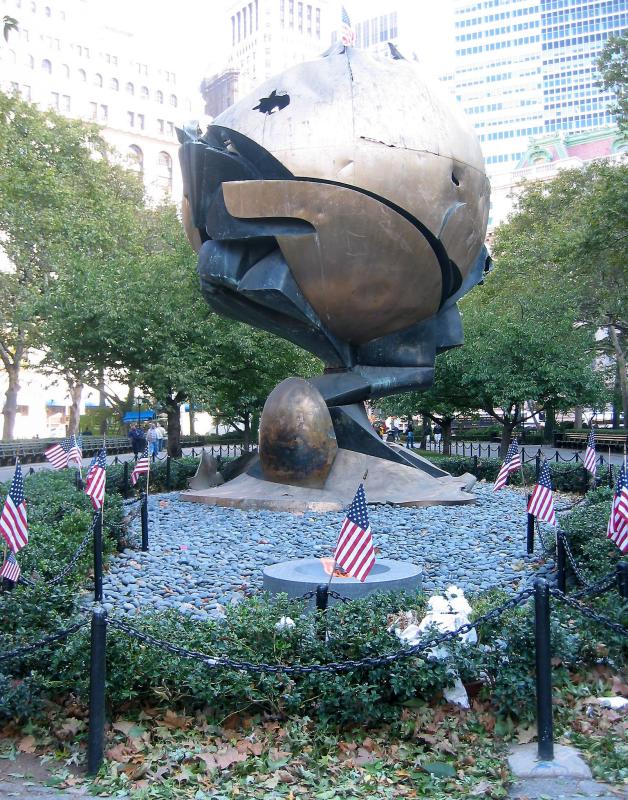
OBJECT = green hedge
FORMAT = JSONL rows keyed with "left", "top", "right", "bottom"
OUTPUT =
{"left": 423, "top": 454, "right": 611, "bottom": 494}
{"left": 104, "top": 455, "right": 201, "bottom": 495}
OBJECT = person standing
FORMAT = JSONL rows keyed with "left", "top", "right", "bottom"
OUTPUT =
{"left": 156, "top": 422, "right": 166, "bottom": 452}
{"left": 128, "top": 423, "right": 145, "bottom": 458}
{"left": 146, "top": 423, "right": 159, "bottom": 459}
{"left": 406, "top": 419, "right": 414, "bottom": 449}
{"left": 434, "top": 423, "right": 442, "bottom": 446}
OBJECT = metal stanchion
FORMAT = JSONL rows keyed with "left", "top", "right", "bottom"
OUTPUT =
{"left": 473, "top": 454, "right": 478, "bottom": 473}
{"left": 93, "top": 510, "right": 103, "bottom": 603}
{"left": 608, "top": 463, "right": 614, "bottom": 489}
{"left": 316, "top": 584, "right": 329, "bottom": 641}
{"left": 534, "top": 578, "right": 554, "bottom": 761}
{"left": 556, "top": 530, "right": 566, "bottom": 594}
{"left": 527, "top": 497, "right": 535, "bottom": 555}
{"left": 87, "top": 607, "right": 107, "bottom": 776}
{"left": 535, "top": 453, "right": 541, "bottom": 481}
{"left": 122, "top": 461, "right": 129, "bottom": 499}
{"left": 617, "top": 561, "right": 628, "bottom": 599}
{"left": 165, "top": 455, "right": 171, "bottom": 490}
{"left": 141, "top": 494, "right": 149, "bottom": 551}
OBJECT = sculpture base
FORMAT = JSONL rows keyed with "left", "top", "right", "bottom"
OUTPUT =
{"left": 180, "top": 447, "right": 476, "bottom": 512}
{"left": 263, "top": 558, "right": 422, "bottom": 603}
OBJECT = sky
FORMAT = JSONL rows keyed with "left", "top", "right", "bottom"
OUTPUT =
{"left": 92, "top": 0, "right": 454, "bottom": 90}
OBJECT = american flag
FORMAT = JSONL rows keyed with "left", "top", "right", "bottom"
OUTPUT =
{"left": 67, "top": 434, "right": 82, "bottom": 468}
{"left": 85, "top": 448, "right": 107, "bottom": 511}
{"left": 527, "top": 460, "right": 556, "bottom": 526}
{"left": 341, "top": 6, "right": 356, "bottom": 46}
{"left": 334, "top": 483, "right": 375, "bottom": 582}
{"left": 44, "top": 437, "right": 70, "bottom": 469}
{"left": 493, "top": 439, "right": 522, "bottom": 492}
{"left": 1, "top": 550, "right": 21, "bottom": 583}
{"left": 583, "top": 429, "right": 596, "bottom": 476}
{"left": 131, "top": 445, "right": 150, "bottom": 486}
{"left": 0, "top": 461, "right": 28, "bottom": 552}
{"left": 607, "top": 463, "right": 628, "bottom": 554}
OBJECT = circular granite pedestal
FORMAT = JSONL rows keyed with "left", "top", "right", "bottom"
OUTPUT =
{"left": 263, "top": 558, "right": 422, "bottom": 604}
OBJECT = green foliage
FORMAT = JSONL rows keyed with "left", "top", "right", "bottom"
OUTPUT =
{"left": 597, "top": 32, "right": 628, "bottom": 131}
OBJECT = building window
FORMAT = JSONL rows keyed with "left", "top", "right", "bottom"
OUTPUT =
{"left": 170, "top": 93, "right": 177, "bottom": 107}
{"left": 50, "top": 91, "right": 59, "bottom": 109}
{"left": 21, "top": 84, "right": 31, "bottom": 100}
{"left": 156, "top": 89, "right": 163, "bottom": 104}
{"left": 157, "top": 151, "right": 172, "bottom": 192}
{"left": 62, "top": 63, "right": 69, "bottom": 77}
{"left": 41, "top": 58, "right": 52, "bottom": 73}
{"left": 157, "top": 118, "right": 165, "bottom": 134}
{"left": 167, "top": 121, "right": 174, "bottom": 136}
{"left": 127, "top": 144, "right": 143, "bottom": 173}
{"left": 126, "top": 81, "right": 134, "bottom": 95}
{"left": 89, "top": 101, "right": 97, "bottom": 119}
{"left": 138, "top": 113, "right": 145, "bottom": 130}
{"left": 140, "top": 85, "right": 149, "bottom": 100}
{"left": 94, "top": 72, "right": 103, "bottom": 87}
{"left": 26, "top": 53, "right": 34, "bottom": 68}
{"left": 99, "top": 104, "right": 108, "bottom": 121}
{"left": 78, "top": 68, "right": 86, "bottom": 81}
{"left": 127, "top": 111, "right": 135, "bottom": 127}
{"left": 61, "top": 94, "right": 70, "bottom": 111}
{"left": 110, "top": 77, "right": 119, "bottom": 91}
{"left": 45, "top": 5, "right": 50, "bottom": 15}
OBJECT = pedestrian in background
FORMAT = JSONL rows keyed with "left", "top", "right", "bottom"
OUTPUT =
{"left": 146, "top": 422, "right": 160, "bottom": 459}
{"left": 156, "top": 422, "right": 166, "bottom": 452}
{"left": 406, "top": 419, "right": 414, "bottom": 449}
{"left": 128, "top": 423, "right": 146, "bottom": 458}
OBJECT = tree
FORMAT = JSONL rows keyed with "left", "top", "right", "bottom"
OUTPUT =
{"left": 492, "top": 162, "right": 628, "bottom": 429}
{"left": 205, "top": 318, "right": 322, "bottom": 449}
{"left": 597, "top": 33, "right": 628, "bottom": 131}
{"left": 378, "top": 347, "right": 477, "bottom": 455}
{"left": 0, "top": 91, "right": 147, "bottom": 438}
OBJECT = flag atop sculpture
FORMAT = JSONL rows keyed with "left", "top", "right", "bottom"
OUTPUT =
{"left": 334, "top": 483, "right": 375, "bottom": 582}
{"left": 340, "top": 6, "right": 355, "bottom": 46}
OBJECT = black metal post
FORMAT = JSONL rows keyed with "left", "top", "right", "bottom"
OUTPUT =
{"left": 141, "top": 494, "right": 148, "bottom": 552}
{"left": 521, "top": 447, "right": 526, "bottom": 464}
{"left": 535, "top": 453, "right": 541, "bottom": 481}
{"left": 555, "top": 450, "right": 559, "bottom": 463}
{"left": 608, "top": 463, "right": 614, "bottom": 489}
{"left": 575, "top": 452, "right": 579, "bottom": 463}
{"left": 534, "top": 578, "right": 554, "bottom": 761}
{"left": 76, "top": 471, "right": 84, "bottom": 491}
{"left": 316, "top": 584, "right": 329, "bottom": 612}
{"left": 93, "top": 510, "right": 103, "bottom": 603}
{"left": 151, "top": 451, "right": 156, "bottom": 463}
{"left": 122, "top": 461, "right": 129, "bottom": 498}
{"left": 617, "top": 561, "right": 628, "bottom": 599}
{"left": 556, "top": 530, "right": 566, "bottom": 594}
{"left": 87, "top": 606, "right": 107, "bottom": 776}
{"left": 165, "top": 455, "right": 171, "bottom": 490}
{"left": 527, "top": 495, "right": 535, "bottom": 555}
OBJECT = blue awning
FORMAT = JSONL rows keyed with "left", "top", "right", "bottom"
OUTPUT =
{"left": 122, "top": 410, "right": 156, "bottom": 423}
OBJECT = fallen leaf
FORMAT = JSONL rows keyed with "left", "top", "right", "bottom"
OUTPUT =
{"left": 471, "top": 780, "right": 492, "bottom": 795}
{"left": 214, "top": 746, "right": 248, "bottom": 769}
{"left": 106, "top": 743, "right": 133, "bottom": 763}
{"left": 517, "top": 725, "right": 537, "bottom": 744}
{"left": 18, "top": 736, "right": 36, "bottom": 753}
{"left": 162, "top": 710, "right": 190, "bottom": 730}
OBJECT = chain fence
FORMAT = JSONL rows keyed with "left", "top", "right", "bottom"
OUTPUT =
{"left": 549, "top": 587, "right": 628, "bottom": 636}
{"left": 0, "top": 618, "right": 88, "bottom": 663}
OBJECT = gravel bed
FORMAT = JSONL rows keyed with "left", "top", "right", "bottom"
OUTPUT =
{"left": 101, "top": 483, "right": 566, "bottom": 619}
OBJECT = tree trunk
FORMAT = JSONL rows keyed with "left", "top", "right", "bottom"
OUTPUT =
{"left": 609, "top": 324, "right": 628, "bottom": 430}
{"left": 67, "top": 380, "right": 83, "bottom": 436}
{"left": 574, "top": 406, "right": 583, "bottom": 429}
{"left": 98, "top": 369, "right": 107, "bottom": 408}
{"left": 612, "top": 365, "right": 622, "bottom": 428}
{"left": 188, "top": 403, "right": 196, "bottom": 437}
{"left": 166, "top": 400, "right": 182, "bottom": 457}
{"left": 2, "top": 364, "right": 20, "bottom": 441}
{"left": 543, "top": 405, "right": 555, "bottom": 444}
{"left": 499, "top": 419, "right": 517, "bottom": 459}
{"left": 420, "top": 415, "right": 430, "bottom": 449}
{"left": 441, "top": 418, "right": 453, "bottom": 456}
{"left": 243, "top": 413, "right": 250, "bottom": 451}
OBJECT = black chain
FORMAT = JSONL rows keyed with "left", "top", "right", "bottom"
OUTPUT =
{"left": 557, "top": 529, "right": 594, "bottom": 587}
{"left": 107, "top": 589, "right": 533, "bottom": 674}
{"left": 18, "top": 518, "right": 96, "bottom": 589}
{"left": 0, "top": 618, "right": 88, "bottom": 663}
{"left": 327, "top": 590, "right": 352, "bottom": 603}
{"left": 549, "top": 587, "right": 628, "bottom": 636}
{"left": 571, "top": 571, "right": 617, "bottom": 600}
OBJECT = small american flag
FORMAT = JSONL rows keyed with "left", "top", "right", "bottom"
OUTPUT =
{"left": 493, "top": 439, "right": 522, "bottom": 492}
{"left": 334, "top": 483, "right": 375, "bottom": 582}
{"left": 1, "top": 550, "right": 21, "bottom": 583}
{"left": 0, "top": 461, "right": 28, "bottom": 552}
{"left": 583, "top": 429, "right": 596, "bottom": 476}
{"left": 85, "top": 448, "right": 107, "bottom": 511}
{"left": 131, "top": 445, "right": 150, "bottom": 486}
{"left": 45, "top": 437, "right": 70, "bottom": 469}
{"left": 607, "top": 464, "right": 628, "bottom": 554}
{"left": 67, "top": 434, "right": 82, "bottom": 468}
{"left": 341, "top": 6, "right": 356, "bottom": 46}
{"left": 528, "top": 460, "right": 556, "bottom": 526}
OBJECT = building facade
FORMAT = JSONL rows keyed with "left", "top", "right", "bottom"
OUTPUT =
{"left": 451, "top": 0, "right": 627, "bottom": 177}
{"left": 0, "top": 0, "right": 205, "bottom": 202}
{"left": 201, "top": 0, "right": 337, "bottom": 118}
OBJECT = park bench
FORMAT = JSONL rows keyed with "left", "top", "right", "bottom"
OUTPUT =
{"left": 559, "top": 431, "right": 628, "bottom": 451}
